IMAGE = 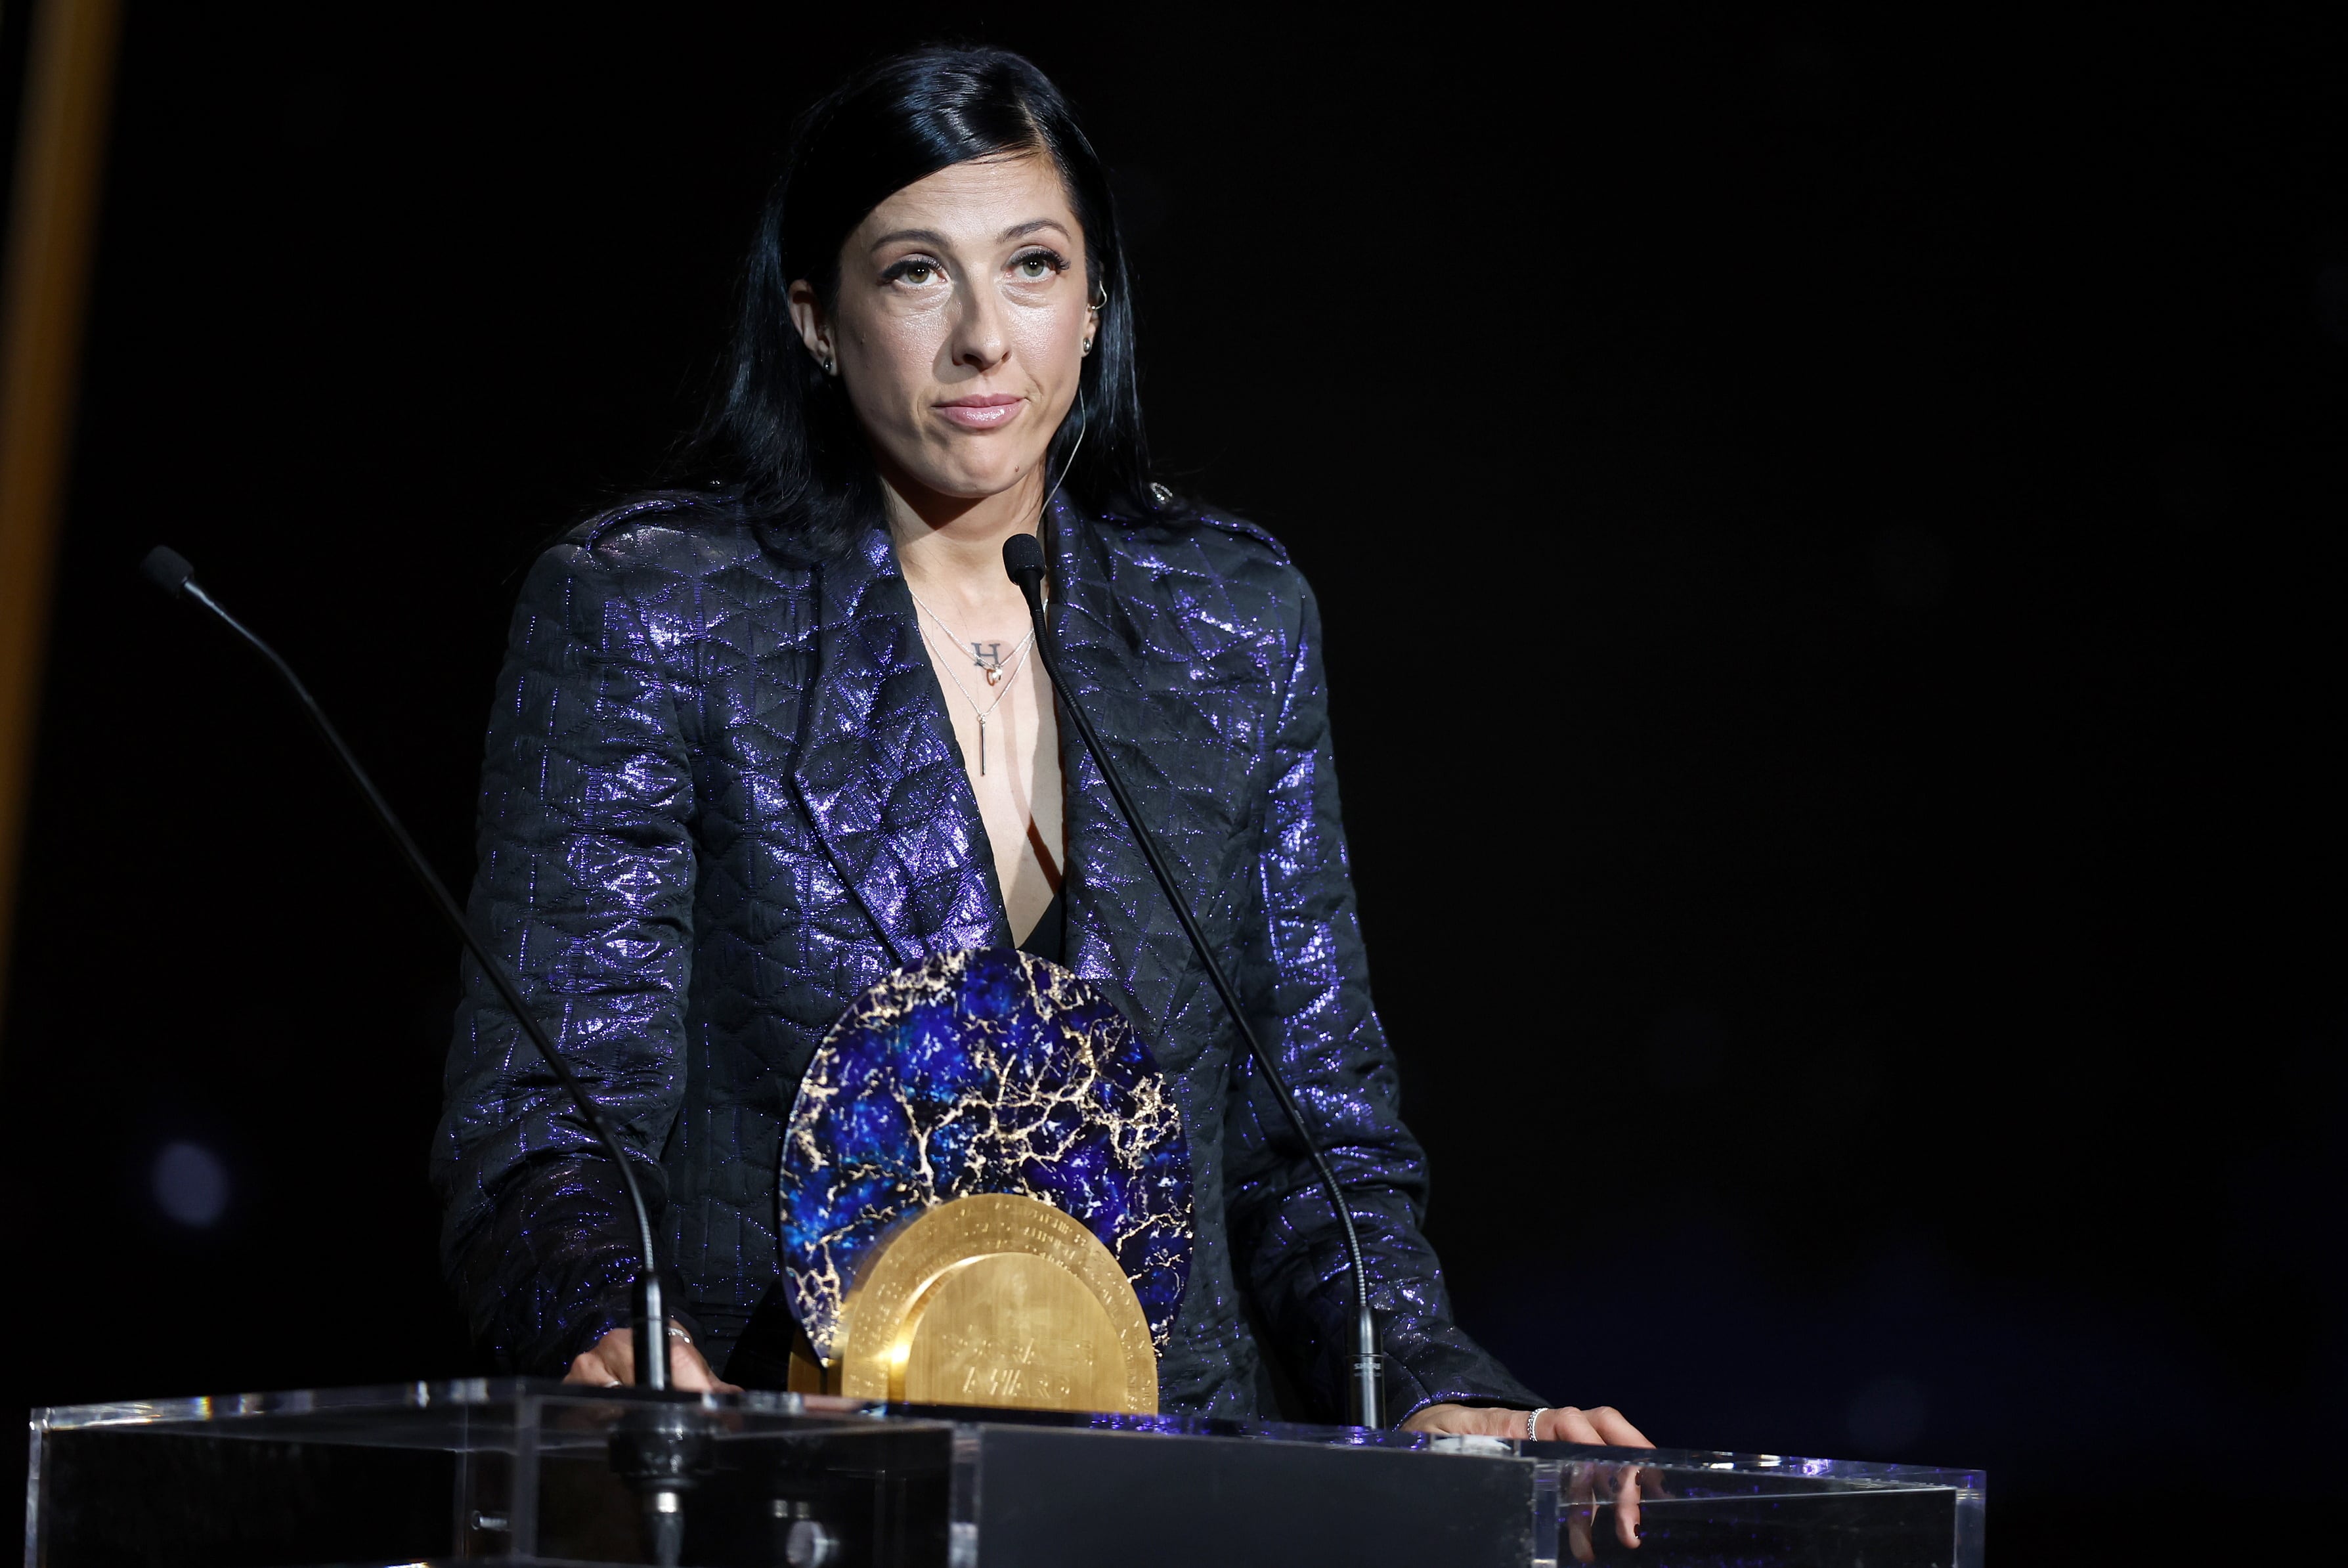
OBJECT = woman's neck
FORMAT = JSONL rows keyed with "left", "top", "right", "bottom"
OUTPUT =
{"left": 884, "top": 465, "right": 1048, "bottom": 613}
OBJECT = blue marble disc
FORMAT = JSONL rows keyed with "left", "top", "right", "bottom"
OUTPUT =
{"left": 779, "top": 947, "right": 1192, "bottom": 1365}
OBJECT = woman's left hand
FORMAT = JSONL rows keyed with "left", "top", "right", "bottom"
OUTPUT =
{"left": 1404, "top": 1401, "right": 1652, "bottom": 1448}
{"left": 1402, "top": 1403, "right": 1654, "bottom": 1556}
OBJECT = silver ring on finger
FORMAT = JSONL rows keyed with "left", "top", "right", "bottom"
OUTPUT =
{"left": 1527, "top": 1407, "right": 1548, "bottom": 1441}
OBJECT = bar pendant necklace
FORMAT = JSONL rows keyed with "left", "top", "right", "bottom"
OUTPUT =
{"left": 907, "top": 590, "right": 1036, "bottom": 778}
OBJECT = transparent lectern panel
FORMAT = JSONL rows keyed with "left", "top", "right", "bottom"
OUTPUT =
{"left": 26, "top": 1381, "right": 1984, "bottom": 1568}
{"left": 1517, "top": 1443, "right": 1985, "bottom": 1568}
{"left": 28, "top": 1380, "right": 951, "bottom": 1567}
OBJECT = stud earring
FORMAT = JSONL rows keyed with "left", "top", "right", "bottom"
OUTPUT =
{"left": 1080, "top": 338, "right": 1094, "bottom": 355}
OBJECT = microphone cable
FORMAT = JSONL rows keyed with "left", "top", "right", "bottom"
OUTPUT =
{"left": 1003, "top": 530, "right": 1387, "bottom": 1426}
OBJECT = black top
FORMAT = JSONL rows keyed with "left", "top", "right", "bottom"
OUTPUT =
{"left": 1016, "top": 884, "right": 1066, "bottom": 965}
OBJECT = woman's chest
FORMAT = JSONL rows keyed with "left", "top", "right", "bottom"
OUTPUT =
{"left": 682, "top": 627, "right": 1278, "bottom": 845}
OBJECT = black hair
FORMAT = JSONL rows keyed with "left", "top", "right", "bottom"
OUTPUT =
{"left": 691, "top": 45, "right": 1163, "bottom": 557}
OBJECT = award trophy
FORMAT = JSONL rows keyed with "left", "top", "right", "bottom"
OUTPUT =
{"left": 772, "top": 947, "right": 1191, "bottom": 1414}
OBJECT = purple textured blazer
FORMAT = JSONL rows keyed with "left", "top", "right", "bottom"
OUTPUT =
{"left": 431, "top": 492, "right": 1542, "bottom": 1420}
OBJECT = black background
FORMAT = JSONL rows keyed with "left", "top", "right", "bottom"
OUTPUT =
{"left": 4, "top": 7, "right": 2345, "bottom": 1563}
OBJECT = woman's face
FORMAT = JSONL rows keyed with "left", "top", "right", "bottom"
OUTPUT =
{"left": 791, "top": 152, "right": 1096, "bottom": 510}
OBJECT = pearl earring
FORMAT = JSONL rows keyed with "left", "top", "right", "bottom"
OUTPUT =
{"left": 1081, "top": 338, "right": 1093, "bottom": 355}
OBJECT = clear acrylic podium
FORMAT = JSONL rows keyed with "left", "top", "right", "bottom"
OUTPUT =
{"left": 26, "top": 1380, "right": 1985, "bottom": 1567}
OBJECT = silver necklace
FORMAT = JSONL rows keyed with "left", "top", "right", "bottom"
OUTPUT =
{"left": 900, "top": 406, "right": 1081, "bottom": 777}
{"left": 905, "top": 585, "right": 1035, "bottom": 776}
{"left": 903, "top": 582, "right": 1036, "bottom": 690}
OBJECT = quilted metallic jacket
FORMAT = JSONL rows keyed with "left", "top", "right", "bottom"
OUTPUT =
{"left": 433, "top": 494, "right": 1544, "bottom": 1421}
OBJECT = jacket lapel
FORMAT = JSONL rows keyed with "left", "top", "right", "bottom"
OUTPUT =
{"left": 789, "top": 526, "right": 1009, "bottom": 968}
{"left": 1050, "top": 504, "right": 1206, "bottom": 1054}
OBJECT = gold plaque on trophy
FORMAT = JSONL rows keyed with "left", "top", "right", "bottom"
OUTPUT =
{"left": 826, "top": 1192, "right": 1158, "bottom": 1414}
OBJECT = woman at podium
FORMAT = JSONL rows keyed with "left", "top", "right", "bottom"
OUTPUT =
{"left": 433, "top": 44, "right": 1648, "bottom": 1454}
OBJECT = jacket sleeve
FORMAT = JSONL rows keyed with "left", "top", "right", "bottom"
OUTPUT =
{"left": 430, "top": 532, "right": 699, "bottom": 1373}
{"left": 1224, "top": 575, "right": 1546, "bottom": 1422}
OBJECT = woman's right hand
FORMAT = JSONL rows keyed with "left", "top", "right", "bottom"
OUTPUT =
{"left": 563, "top": 1323, "right": 738, "bottom": 1392}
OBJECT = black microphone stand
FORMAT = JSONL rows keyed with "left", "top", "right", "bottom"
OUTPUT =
{"left": 141, "top": 547, "right": 708, "bottom": 1565}
{"left": 1003, "top": 533, "right": 1387, "bottom": 1427}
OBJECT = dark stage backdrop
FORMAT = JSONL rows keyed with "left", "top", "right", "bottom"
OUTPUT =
{"left": 4, "top": 9, "right": 2343, "bottom": 1563}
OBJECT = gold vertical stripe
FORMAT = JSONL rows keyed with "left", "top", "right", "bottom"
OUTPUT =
{"left": 0, "top": 0, "right": 123, "bottom": 1021}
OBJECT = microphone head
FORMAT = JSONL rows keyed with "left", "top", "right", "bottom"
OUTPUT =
{"left": 141, "top": 546, "right": 194, "bottom": 598}
{"left": 1001, "top": 531, "right": 1047, "bottom": 584}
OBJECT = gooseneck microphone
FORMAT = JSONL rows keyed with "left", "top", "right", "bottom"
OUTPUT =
{"left": 141, "top": 547, "right": 706, "bottom": 1563}
{"left": 140, "top": 545, "right": 671, "bottom": 1389}
{"left": 1003, "top": 531, "right": 1388, "bottom": 1427}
